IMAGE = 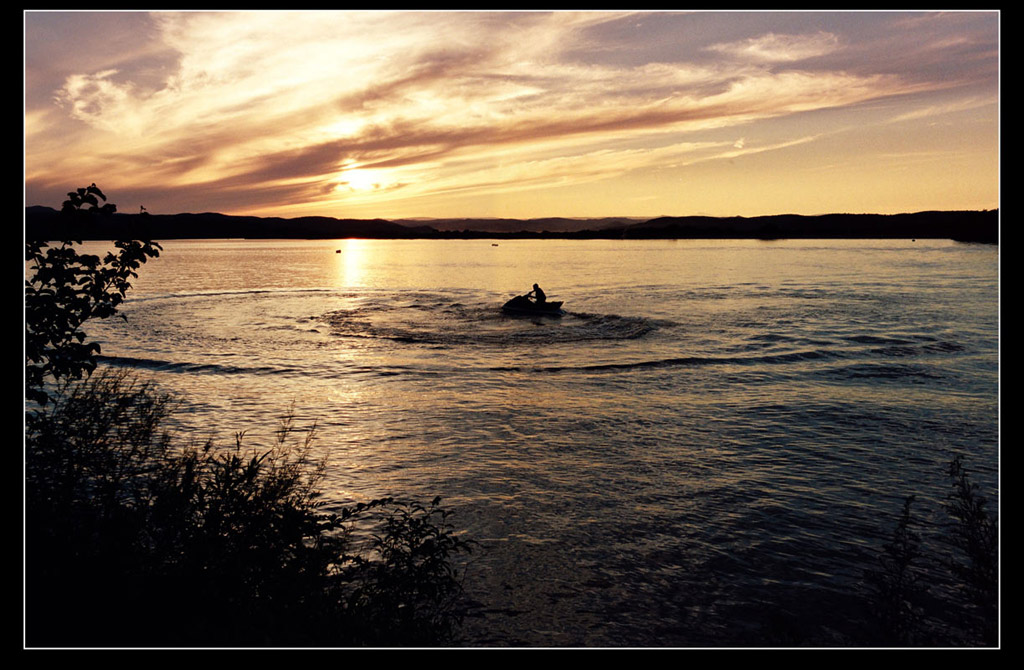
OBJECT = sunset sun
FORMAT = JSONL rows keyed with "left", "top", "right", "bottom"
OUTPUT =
{"left": 338, "top": 168, "right": 382, "bottom": 192}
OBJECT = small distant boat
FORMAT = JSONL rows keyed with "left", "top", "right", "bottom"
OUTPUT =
{"left": 501, "top": 295, "right": 565, "bottom": 316}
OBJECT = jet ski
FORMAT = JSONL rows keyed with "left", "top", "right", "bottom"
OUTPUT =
{"left": 501, "top": 295, "right": 565, "bottom": 316}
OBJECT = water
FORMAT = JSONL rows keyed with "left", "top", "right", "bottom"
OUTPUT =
{"left": 81, "top": 237, "right": 998, "bottom": 646}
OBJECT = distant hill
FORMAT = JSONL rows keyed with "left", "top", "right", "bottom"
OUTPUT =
{"left": 25, "top": 207, "right": 998, "bottom": 243}
{"left": 408, "top": 216, "right": 647, "bottom": 233}
{"left": 616, "top": 211, "right": 999, "bottom": 243}
{"left": 24, "top": 207, "right": 437, "bottom": 241}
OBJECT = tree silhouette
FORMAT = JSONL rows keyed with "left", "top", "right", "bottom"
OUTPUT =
{"left": 25, "top": 184, "right": 161, "bottom": 405}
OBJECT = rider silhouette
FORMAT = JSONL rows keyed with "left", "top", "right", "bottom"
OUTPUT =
{"left": 526, "top": 283, "right": 546, "bottom": 304}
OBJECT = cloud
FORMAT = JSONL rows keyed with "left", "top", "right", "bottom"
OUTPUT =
{"left": 24, "top": 10, "right": 999, "bottom": 217}
{"left": 57, "top": 70, "right": 150, "bottom": 135}
{"left": 705, "top": 31, "right": 841, "bottom": 63}
{"left": 885, "top": 94, "right": 997, "bottom": 124}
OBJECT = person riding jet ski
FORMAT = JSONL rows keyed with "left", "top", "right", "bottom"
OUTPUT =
{"left": 525, "top": 283, "right": 546, "bottom": 304}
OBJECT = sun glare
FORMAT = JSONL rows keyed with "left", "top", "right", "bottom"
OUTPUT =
{"left": 337, "top": 168, "right": 382, "bottom": 192}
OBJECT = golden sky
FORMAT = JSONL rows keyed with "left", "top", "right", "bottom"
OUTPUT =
{"left": 24, "top": 10, "right": 999, "bottom": 219}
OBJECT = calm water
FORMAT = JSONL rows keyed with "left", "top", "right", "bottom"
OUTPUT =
{"left": 83, "top": 237, "right": 998, "bottom": 646}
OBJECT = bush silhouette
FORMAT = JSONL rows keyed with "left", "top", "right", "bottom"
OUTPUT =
{"left": 864, "top": 458, "right": 998, "bottom": 646}
{"left": 26, "top": 371, "right": 473, "bottom": 646}
{"left": 25, "top": 186, "right": 473, "bottom": 647}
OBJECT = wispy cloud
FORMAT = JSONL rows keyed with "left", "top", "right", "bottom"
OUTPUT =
{"left": 24, "top": 10, "right": 999, "bottom": 217}
{"left": 885, "top": 94, "right": 996, "bottom": 124}
{"left": 705, "top": 31, "right": 841, "bottom": 62}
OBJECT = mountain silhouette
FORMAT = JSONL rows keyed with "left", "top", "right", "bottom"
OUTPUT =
{"left": 25, "top": 206, "right": 998, "bottom": 243}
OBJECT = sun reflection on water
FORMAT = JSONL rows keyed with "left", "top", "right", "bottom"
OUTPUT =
{"left": 334, "top": 237, "right": 370, "bottom": 288}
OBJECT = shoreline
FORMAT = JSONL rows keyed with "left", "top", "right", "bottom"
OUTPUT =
{"left": 25, "top": 207, "right": 999, "bottom": 244}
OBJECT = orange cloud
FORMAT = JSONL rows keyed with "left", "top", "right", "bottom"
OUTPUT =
{"left": 25, "top": 10, "right": 999, "bottom": 218}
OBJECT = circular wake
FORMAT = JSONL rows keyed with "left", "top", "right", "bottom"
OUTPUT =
{"left": 319, "top": 297, "right": 672, "bottom": 347}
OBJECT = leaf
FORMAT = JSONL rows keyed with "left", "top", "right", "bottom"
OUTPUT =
{"left": 87, "top": 183, "right": 107, "bottom": 201}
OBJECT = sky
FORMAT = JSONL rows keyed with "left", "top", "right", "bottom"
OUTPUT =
{"left": 24, "top": 10, "right": 999, "bottom": 220}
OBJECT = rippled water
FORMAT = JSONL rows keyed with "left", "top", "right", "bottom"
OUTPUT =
{"left": 82, "top": 238, "right": 998, "bottom": 646}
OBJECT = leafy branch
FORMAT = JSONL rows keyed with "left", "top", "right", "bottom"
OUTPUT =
{"left": 25, "top": 184, "right": 161, "bottom": 405}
